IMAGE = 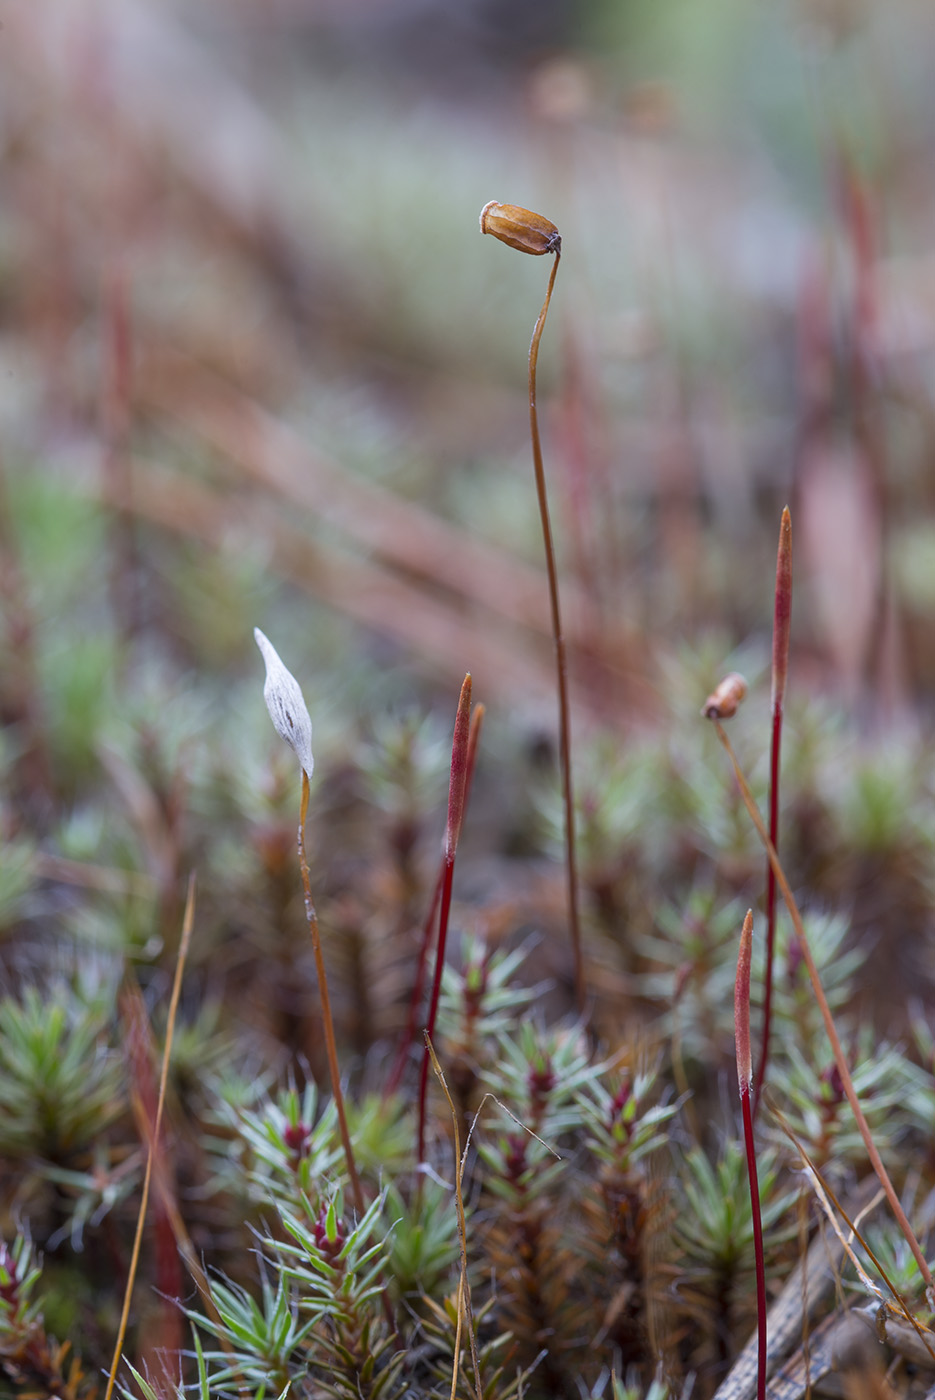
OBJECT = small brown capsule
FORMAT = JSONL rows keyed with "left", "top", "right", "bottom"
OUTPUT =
{"left": 479, "top": 200, "right": 561, "bottom": 256}
{"left": 702, "top": 672, "right": 748, "bottom": 721}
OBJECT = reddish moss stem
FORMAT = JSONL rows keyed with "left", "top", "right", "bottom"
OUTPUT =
{"left": 527, "top": 252, "right": 585, "bottom": 1014}
{"left": 713, "top": 718, "right": 933, "bottom": 1290}
{"left": 754, "top": 506, "right": 792, "bottom": 1115}
{"left": 298, "top": 771, "right": 364, "bottom": 1216}
{"left": 735, "top": 910, "right": 767, "bottom": 1400}
{"left": 389, "top": 704, "right": 484, "bottom": 1098}
{"left": 417, "top": 675, "right": 473, "bottom": 1165}
{"left": 387, "top": 864, "right": 442, "bottom": 1099}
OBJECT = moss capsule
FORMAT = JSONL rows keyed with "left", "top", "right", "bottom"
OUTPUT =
{"left": 702, "top": 672, "right": 748, "bottom": 720}
{"left": 479, "top": 200, "right": 561, "bottom": 256}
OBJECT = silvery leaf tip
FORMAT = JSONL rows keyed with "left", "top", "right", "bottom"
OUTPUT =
{"left": 254, "top": 627, "right": 314, "bottom": 778}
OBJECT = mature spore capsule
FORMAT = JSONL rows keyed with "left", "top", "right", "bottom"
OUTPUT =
{"left": 702, "top": 672, "right": 748, "bottom": 720}
{"left": 479, "top": 200, "right": 561, "bottom": 256}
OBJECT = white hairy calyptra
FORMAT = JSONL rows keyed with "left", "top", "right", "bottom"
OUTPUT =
{"left": 254, "top": 627, "right": 314, "bottom": 778}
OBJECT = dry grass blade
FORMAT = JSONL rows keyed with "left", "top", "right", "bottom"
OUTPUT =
{"left": 769, "top": 1098, "right": 935, "bottom": 1365}
{"left": 424, "top": 1033, "right": 483, "bottom": 1400}
{"left": 104, "top": 873, "right": 197, "bottom": 1400}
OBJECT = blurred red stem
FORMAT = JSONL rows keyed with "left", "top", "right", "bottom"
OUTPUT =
{"left": 387, "top": 864, "right": 442, "bottom": 1098}
{"left": 754, "top": 507, "right": 791, "bottom": 1116}
{"left": 753, "top": 709, "right": 782, "bottom": 1115}
{"left": 388, "top": 705, "right": 484, "bottom": 1097}
{"left": 736, "top": 909, "right": 767, "bottom": 1400}
{"left": 417, "top": 676, "right": 473, "bottom": 1165}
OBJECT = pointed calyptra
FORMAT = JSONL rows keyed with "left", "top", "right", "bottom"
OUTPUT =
{"left": 254, "top": 627, "right": 314, "bottom": 779}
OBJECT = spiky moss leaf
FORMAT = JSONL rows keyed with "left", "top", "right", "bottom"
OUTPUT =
{"left": 673, "top": 1140, "right": 795, "bottom": 1285}
{"left": 766, "top": 1028, "right": 917, "bottom": 1175}
{"left": 382, "top": 1179, "right": 459, "bottom": 1299}
{"left": 205, "top": 1078, "right": 343, "bottom": 1213}
{"left": 187, "top": 1272, "right": 314, "bottom": 1395}
{"left": 0, "top": 983, "right": 124, "bottom": 1159}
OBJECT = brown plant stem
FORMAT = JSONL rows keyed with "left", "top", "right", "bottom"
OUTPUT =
{"left": 104, "top": 875, "right": 197, "bottom": 1400}
{"left": 387, "top": 703, "right": 485, "bottom": 1097}
{"left": 754, "top": 506, "right": 792, "bottom": 1115}
{"left": 735, "top": 909, "right": 767, "bottom": 1400}
{"left": 711, "top": 718, "right": 933, "bottom": 1290}
{"left": 770, "top": 1102, "right": 935, "bottom": 1366}
{"left": 527, "top": 250, "right": 585, "bottom": 1015}
{"left": 417, "top": 674, "right": 473, "bottom": 1166}
{"left": 298, "top": 770, "right": 364, "bottom": 1216}
{"left": 425, "top": 1033, "right": 483, "bottom": 1400}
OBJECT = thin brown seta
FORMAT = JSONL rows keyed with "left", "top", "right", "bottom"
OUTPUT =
{"left": 424, "top": 1033, "right": 483, "bottom": 1400}
{"left": 481, "top": 203, "right": 585, "bottom": 1014}
{"left": 104, "top": 874, "right": 197, "bottom": 1400}
{"left": 528, "top": 248, "right": 585, "bottom": 1016}
{"left": 298, "top": 769, "right": 364, "bottom": 1216}
{"left": 754, "top": 505, "right": 792, "bottom": 1115}
{"left": 710, "top": 715, "right": 933, "bottom": 1292}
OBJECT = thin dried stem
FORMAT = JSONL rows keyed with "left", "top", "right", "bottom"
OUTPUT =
{"left": 425, "top": 1033, "right": 483, "bottom": 1400}
{"left": 712, "top": 718, "right": 933, "bottom": 1290}
{"left": 298, "top": 770, "right": 364, "bottom": 1216}
{"left": 104, "top": 874, "right": 197, "bottom": 1400}
{"left": 528, "top": 251, "right": 585, "bottom": 1014}
{"left": 770, "top": 1099, "right": 935, "bottom": 1365}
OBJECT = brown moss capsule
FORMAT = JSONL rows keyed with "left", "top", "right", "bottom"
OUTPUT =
{"left": 702, "top": 672, "right": 748, "bottom": 720}
{"left": 479, "top": 200, "right": 561, "bottom": 256}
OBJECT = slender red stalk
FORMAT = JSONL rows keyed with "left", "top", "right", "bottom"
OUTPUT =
{"left": 712, "top": 718, "right": 934, "bottom": 1290}
{"left": 753, "top": 506, "right": 792, "bottom": 1115}
{"left": 735, "top": 909, "right": 767, "bottom": 1400}
{"left": 297, "top": 771, "right": 364, "bottom": 1216}
{"left": 388, "top": 864, "right": 443, "bottom": 1097}
{"left": 417, "top": 675, "right": 473, "bottom": 1165}
{"left": 387, "top": 704, "right": 485, "bottom": 1096}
